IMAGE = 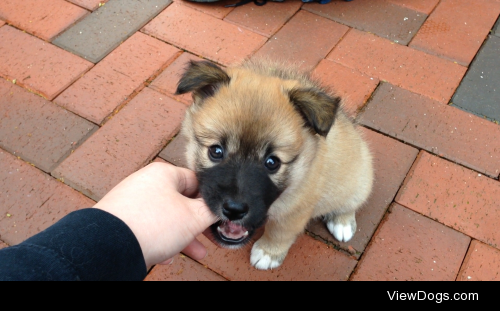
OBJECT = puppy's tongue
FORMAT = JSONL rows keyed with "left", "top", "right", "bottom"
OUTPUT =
{"left": 217, "top": 221, "right": 249, "bottom": 241}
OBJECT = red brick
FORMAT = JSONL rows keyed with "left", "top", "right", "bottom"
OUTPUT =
{"left": 387, "top": 0, "right": 439, "bottom": 14}
{"left": 145, "top": 254, "right": 227, "bottom": 281}
{"left": 176, "top": 0, "right": 235, "bottom": 19}
{"left": 142, "top": 3, "right": 266, "bottom": 66}
{"left": 327, "top": 29, "right": 467, "bottom": 104}
{"left": 303, "top": 0, "right": 427, "bottom": 46}
{"left": 197, "top": 233, "right": 357, "bottom": 281}
{"left": 0, "top": 79, "right": 98, "bottom": 173}
{"left": 0, "top": 149, "right": 95, "bottom": 246}
{"left": 0, "top": 0, "right": 88, "bottom": 41}
{"left": 352, "top": 203, "right": 470, "bottom": 281}
{"left": 457, "top": 240, "right": 500, "bottom": 281}
{"left": 360, "top": 83, "right": 500, "bottom": 178}
{"left": 159, "top": 134, "right": 189, "bottom": 168}
{"left": 0, "top": 240, "right": 8, "bottom": 249}
{"left": 409, "top": 0, "right": 500, "bottom": 66}
{"left": 253, "top": 10, "right": 348, "bottom": 71}
{"left": 52, "top": 88, "right": 186, "bottom": 201}
{"left": 0, "top": 20, "right": 5, "bottom": 28}
{"left": 149, "top": 52, "right": 202, "bottom": 106}
{"left": 307, "top": 127, "right": 419, "bottom": 257}
{"left": 396, "top": 152, "right": 500, "bottom": 248}
{"left": 54, "top": 32, "right": 180, "bottom": 125}
{"left": 312, "top": 59, "right": 379, "bottom": 116}
{"left": 0, "top": 26, "right": 93, "bottom": 100}
{"left": 224, "top": 1, "right": 302, "bottom": 37}
{"left": 67, "top": 0, "right": 109, "bottom": 11}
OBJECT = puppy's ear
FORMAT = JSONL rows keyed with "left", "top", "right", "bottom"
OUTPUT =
{"left": 289, "top": 88, "right": 340, "bottom": 137}
{"left": 175, "top": 61, "right": 230, "bottom": 100}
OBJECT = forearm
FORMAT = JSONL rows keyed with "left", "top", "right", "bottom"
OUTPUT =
{"left": 0, "top": 209, "right": 147, "bottom": 281}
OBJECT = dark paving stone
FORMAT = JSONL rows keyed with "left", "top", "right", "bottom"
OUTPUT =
{"left": 494, "top": 16, "right": 500, "bottom": 37}
{"left": 159, "top": 134, "right": 188, "bottom": 168}
{"left": 360, "top": 83, "right": 500, "bottom": 178}
{"left": 452, "top": 36, "right": 500, "bottom": 123}
{"left": 0, "top": 79, "right": 98, "bottom": 173}
{"left": 53, "top": 0, "right": 172, "bottom": 63}
{"left": 303, "top": 0, "right": 427, "bottom": 45}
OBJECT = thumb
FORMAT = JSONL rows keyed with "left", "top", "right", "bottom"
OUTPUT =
{"left": 171, "top": 166, "right": 200, "bottom": 198}
{"left": 186, "top": 197, "right": 219, "bottom": 231}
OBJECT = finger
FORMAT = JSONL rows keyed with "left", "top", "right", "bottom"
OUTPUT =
{"left": 181, "top": 238, "right": 208, "bottom": 261}
{"left": 158, "top": 258, "right": 175, "bottom": 266}
{"left": 188, "top": 198, "right": 219, "bottom": 227}
{"left": 173, "top": 166, "right": 200, "bottom": 198}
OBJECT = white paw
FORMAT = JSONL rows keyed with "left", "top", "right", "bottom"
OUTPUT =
{"left": 250, "top": 247, "right": 282, "bottom": 270}
{"left": 327, "top": 221, "right": 354, "bottom": 243}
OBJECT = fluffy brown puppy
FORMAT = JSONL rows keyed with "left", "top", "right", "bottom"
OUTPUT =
{"left": 176, "top": 59, "right": 373, "bottom": 270}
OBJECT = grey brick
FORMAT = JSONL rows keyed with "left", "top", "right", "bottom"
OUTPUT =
{"left": 53, "top": 0, "right": 172, "bottom": 63}
{"left": 452, "top": 36, "right": 500, "bottom": 123}
{"left": 303, "top": 1, "right": 427, "bottom": 45}
{"left": 0, "top": 79, "right": 98, "bottom": 173}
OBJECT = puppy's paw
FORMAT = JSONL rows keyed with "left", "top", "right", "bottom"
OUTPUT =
{"left": 250, "top": 244, "right": 284, "bottom": 270}
{"left": 326, "top": 214, "right": 357, "bottom": 243}
{"left": 327, "top": 221, "right": 354, "bottom": 242}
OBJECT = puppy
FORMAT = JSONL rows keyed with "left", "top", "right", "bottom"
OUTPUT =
{"left": 175, "top": 59, "right": 373, "bottom": 270}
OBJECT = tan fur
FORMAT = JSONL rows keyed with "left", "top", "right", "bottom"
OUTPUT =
{"left": 178, "top": 59, "right": 373, "bottom": 270}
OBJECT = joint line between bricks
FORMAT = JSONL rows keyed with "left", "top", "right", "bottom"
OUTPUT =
{"left": 393, "top": 198, "right": 491, "bottom": 256}
{"left": 345, "top": 152, "right": 420, "bottom": 280}
{"left": 0, "top": 146, "right": 96, "bottom": 203}
{"left": 359, "top": 123, "right": 498, "bottom": 180}
{"left": 307, "top": 145, "right": 419, "bottom": 279}
{"left": 347, "top": 204, "right": 394, "bottom": 281}
{"left": 181, "top": 255, "right": 230, "bottom": 281}
{"left": 139, "top": 30, "right": 228, "bottom": 68}
{"left": 454, "top": 239, "right": 473, "bottom": 281}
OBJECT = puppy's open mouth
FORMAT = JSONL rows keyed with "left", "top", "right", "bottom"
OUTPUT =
{"left": 216, "top": 221, "right": 249, "bottom": 243}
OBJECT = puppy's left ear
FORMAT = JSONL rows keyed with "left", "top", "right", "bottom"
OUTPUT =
{"left": 175, "top": 60, "right": 230, "bottom": 100}
{"left": 289, "top": 88, "right": 341, "bottom": 137}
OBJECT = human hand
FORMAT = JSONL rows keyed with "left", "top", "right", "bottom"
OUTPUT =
{"left": 93, "top": 162, "right": 218, "bottom": 269}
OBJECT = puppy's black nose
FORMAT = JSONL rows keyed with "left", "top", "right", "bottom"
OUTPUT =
{"left": 222, "top": 200, "right": 249, "bottom": 220}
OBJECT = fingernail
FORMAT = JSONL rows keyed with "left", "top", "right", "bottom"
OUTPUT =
{"left": 164, "top": 258, "right": 174, "bottom": 265}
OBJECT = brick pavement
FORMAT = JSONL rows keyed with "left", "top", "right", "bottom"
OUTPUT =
{"left": 0, "top": 0, "right": 499, "bottom": 281}
{"left": 457, "top": 240, "right": 500, "bottom": 281}
{"left": 0, "top": 0, "right": 88, "bottom": 42}
{"left": 452, "top": 35, "right": 500, "bottom": 123}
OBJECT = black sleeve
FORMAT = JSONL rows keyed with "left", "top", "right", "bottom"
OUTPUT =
{"left": 0, "top": 208, "right": 147, "bottom": 281}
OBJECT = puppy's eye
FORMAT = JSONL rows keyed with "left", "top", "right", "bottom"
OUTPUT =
{"left": 208, "top": 145, "right": 224, "bottom": 161}
{"left": 265, "top": 156, "right": 281, "bottom": 173}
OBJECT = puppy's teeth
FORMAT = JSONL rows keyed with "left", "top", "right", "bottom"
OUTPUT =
{"left": 217, "top": 226, "right": 223, "bottom": 233}
{"left": 244, "top": 231, "right": 249, "bottom": 237}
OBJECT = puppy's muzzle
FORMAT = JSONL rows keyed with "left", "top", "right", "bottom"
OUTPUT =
{"left": 198, "top": 160, "right": 282, "bottom": 247}
{"left": 222, "top": 200, "right": 249, "bottom": 220}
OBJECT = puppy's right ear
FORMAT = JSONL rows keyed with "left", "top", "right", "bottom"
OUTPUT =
{"left": 289, "top": 87, "right": 340, "bottom": 137}
{"left": 175, "top": 61, "right": 230, "bottom": 100}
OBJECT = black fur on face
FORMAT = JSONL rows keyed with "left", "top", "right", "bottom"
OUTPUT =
{"left": 197, "top": 159, "right": 282, "bottom": 248}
